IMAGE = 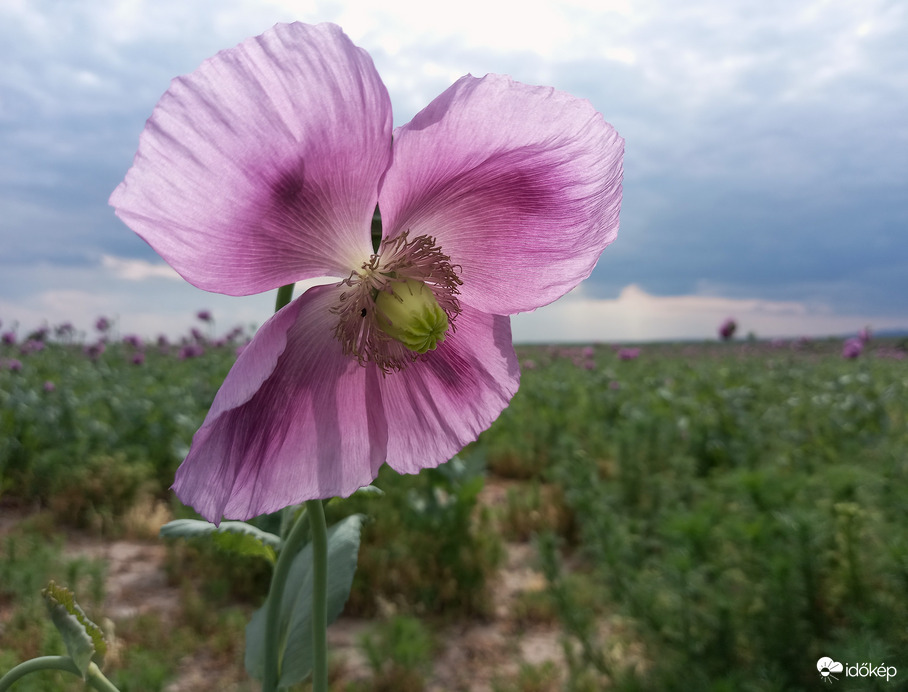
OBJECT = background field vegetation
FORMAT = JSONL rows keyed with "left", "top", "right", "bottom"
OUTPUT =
{"left": 1, "top": 323, "right": 906, "bottom": 690}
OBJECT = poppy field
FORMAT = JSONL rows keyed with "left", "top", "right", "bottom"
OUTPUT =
{"left": 1, "top": 320, "right": 907, "bottom": 691}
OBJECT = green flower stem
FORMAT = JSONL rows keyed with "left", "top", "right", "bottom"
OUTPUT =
{"left": 0, "top": 657, "right": 120, "bottom": 692}
{"left": 263, "top": 506, "right": 310, "bottom": 692}
{"left": 262, "top": 281, "right": 306, "bottom": 692}
{"left": 306, "top": 499, "right": 329, "bottom": 692}
{"left": 275, "top": 283, "right": 295, "bottom": 312}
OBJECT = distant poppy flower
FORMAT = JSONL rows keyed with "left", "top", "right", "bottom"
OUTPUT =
{"left": 21, "top": 339, "right": 45, "bottom": 355}
{"left": 718, "top": 318, "right": 737, "bottom": 341}
{"left": 2, "top": 331, "right": 16, "bottom": 345}
{"left": 178, "top": 344, "right": 205, "bottom": 360}
{"left": 618, "top": 347, "right": 640, "bottom": 360}
{"left": 4, "top": 358, "right": 23, "bottom": 371}
{"left": 28, "top": 326, "right": 49, "bottom": 341}
{"left": 197, "top": 310, "right": 213, "bottom": 322}
{"left": 842, "top": 337, "right": 863, "bottom": 359}
{"left": 110, "top": 22, "right": 623, "bottom": 522}
{"left": 43, "top": 381, "right": 56, "bottom": 392}
{"left": 84, "top": 342, "right": 106, "bottom": 361}
{"left": 95, "top": 316, "right": 111, "bottom": 332}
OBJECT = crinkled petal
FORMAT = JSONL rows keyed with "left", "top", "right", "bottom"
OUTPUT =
{"left": 173, "top": 283, "right": 387, "bottom": 522}
{"left": 378, "top": 73, "right": 623, "bottom": 314}
{"left": 379, "top": 306, "right": 519, "bottom": 474}
{"left": 110, "top": 22, "right": 391, "bottom": 295}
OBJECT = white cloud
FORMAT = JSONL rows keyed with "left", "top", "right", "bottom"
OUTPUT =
{"left": 101, "top": 254, "right": 182, "bottom": 281}
{"left": 511, "top": 284, "right": 903, "bottom": 342}
{"left": 2, "top": 0, "right": 906, "bottom": 343}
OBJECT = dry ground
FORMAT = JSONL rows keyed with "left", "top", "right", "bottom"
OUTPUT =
{"left": 1, "top": 479, "right": 573, "bottom": 691}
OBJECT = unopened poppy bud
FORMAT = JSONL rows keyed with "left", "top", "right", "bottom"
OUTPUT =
{"left": 374, "top": 279, "right": 449, "bottom": 353}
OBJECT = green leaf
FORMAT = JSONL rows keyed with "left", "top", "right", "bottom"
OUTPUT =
{"left": 159, "top": 519, "right": 280, "bottom": 563}
{"left": 327, "top": 484, "right": 384, "bottom": 505}
{"left": 42, "top": 581, "right": 107, "bottom": 678}
{"left": 245, "top": 514, "right": 364, "bottom": 686}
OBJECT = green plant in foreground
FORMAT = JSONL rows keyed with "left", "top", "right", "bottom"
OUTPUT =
{"left": 354, "top": 615, "right": 435, "bottom": 691}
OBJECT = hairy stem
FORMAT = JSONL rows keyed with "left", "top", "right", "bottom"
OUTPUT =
{"left": 306, "top": 499, "right": 329, "bottom": 692}
{"left": 0, "top": 657, "right": 120, "bottom": 692}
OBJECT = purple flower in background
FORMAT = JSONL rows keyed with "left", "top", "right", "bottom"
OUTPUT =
{"left": 109, "top": 22, "right": 623, "bottom": 522}
{"left": 20, "top": 339, "right": 45, "bottom": 355}
{"left": 43, "top": 381, "right": 56, "bottom": 392}
{"left": 842, "top": 337, "right": 863, "bottom": 359}
{"left": 178, "top": 344, "right": 205, "bottom": 360}
{"left": 4, "top": 358, "right": 23, "bottom": 371}
{"left": 618, "top": 347, "right": 640, "bottom": 360}
{"left": 84, "top": 342, "right": 106, "bottom": 361}
{"left": 2, "top": 331, "right": 16, "bottom": 345}
{"left": 123, "top": 334, "right": 144, "bottom": 349}
{"left": 132, "top": 352, "right": 146, "bottom": 365}
{"left": 95, "top": 316, "right": 111, "bottom": 332}
{"left": 718, "top": 317, "right": 737, "bottom": 341}
{"left": 28, "top": 326, "right": 49, "bottom": 342}
{"left": 197, "top": 310, "right": 213, "bottom": 322}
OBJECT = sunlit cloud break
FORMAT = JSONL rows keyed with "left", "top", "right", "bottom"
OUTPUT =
{"left": 101, "top": 254, "right": 182, "bottom": 281}
{"left": 512, "top": 285, "right": 906, "bottom": 342}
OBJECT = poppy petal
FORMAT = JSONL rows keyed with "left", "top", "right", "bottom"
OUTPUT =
{"left": 378, "top": 305, "right": 519, "bottom": 474}
{"left": 172, "top": 283, "right": 387, "bottom": 522}
{"left": 110, "top": 22, "right": 391, "bottom": 295}
{"left": 379, "top": 73, "right": 623, "bottom": 314}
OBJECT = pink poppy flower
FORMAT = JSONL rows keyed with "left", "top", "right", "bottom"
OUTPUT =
{"left": 718, "top": 317, "right": 737, "bottom": 341}
{"left": 618, "top": 347, "right": 640, "bottom": 360}
{"left": 842, "top": 337, "right": 863, "bottom": 359}
{"left": 109, "top": 22, "right": 623, "bottom": 522}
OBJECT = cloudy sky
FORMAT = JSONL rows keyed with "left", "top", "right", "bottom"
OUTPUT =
{"left": 1, "top": 0, "right": 905, "bottom": 343}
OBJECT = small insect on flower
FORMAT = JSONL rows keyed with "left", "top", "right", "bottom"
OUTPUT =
{"left": 110, "top": 22, "right": 624, "bottom": 522}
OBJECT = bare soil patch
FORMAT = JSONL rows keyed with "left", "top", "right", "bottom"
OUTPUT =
{"left": 2, "top": 479, "right": 568, "bottom": 690}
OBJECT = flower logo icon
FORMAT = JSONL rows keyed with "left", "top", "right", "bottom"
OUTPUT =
{"left": 818, "top": 657, "right": 844, "bottom": 683}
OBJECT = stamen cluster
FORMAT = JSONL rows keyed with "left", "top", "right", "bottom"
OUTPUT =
{"left": 332, "top": 231, "right": 462, "bottom": 371}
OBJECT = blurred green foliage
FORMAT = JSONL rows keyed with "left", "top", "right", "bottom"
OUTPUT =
{"left": 494, "top": 341, "right": 908, "bottom": 691}
{"left": 2, "top": 335, "right": 906, "bottom": 690}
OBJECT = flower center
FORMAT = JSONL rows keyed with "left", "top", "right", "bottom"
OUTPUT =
{"left": 331, "top": 232, "right": 462, "bottom": 371}
{"left": 374, "top": 279, "right": 449, "bottom": 353}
